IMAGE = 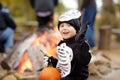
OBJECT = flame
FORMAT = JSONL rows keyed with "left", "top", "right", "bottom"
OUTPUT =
{"left": 17, "top": 27, "right": 62, "bottom": 73}
{"left": 32, "top": 27, "right": 62, "bottom": 57}
{"left": 17, "top": 52, "right": 33, "bottom": 73}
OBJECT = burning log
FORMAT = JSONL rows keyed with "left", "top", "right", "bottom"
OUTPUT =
{"left": 19, "top": 45, "right": 46, "bottom": 72}
{"left": 1, "top": 27, "right": 61, "bottom": 73}
{"left": 1, "top": 34, "right": 45, "bottom": 72}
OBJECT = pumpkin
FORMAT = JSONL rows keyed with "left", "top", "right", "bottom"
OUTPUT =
{"left": 39, "top": 66, "right": 61, "bottom": 80}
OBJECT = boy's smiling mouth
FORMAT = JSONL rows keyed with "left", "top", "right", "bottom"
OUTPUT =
{"left": 63, "top": 31, "right": 69, "bottom": 35}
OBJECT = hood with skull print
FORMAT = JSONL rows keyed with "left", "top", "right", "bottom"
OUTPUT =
{"left": 58, "top": 9, "right": 81, "bottom": 33}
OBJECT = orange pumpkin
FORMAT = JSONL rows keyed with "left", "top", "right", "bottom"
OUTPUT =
{"left": 39, "top": 67, "right": 61, "bottom": 80}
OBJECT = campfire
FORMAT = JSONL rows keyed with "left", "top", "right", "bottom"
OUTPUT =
{"left": 17, "top": 52, "right": 33, "bottom": 73}
{"left": 1, "top": 27, "right": 62, "bottom": 73}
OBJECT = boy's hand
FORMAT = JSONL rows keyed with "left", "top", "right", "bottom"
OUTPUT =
{"left": 43, "top": 56, "right": 58, "bottom": 67}
{"left": 56, "top": 43, "right": 73, "bottom": 77}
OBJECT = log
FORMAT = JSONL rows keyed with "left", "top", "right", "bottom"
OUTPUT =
{"left": 16, "top": 72, "right": 39, "bottom": 80}
{"left": 111, "top": 28, "right": 120, "bottom": 42}
{"left": 0, "top": 70, "right": 39, "bottom": 80}
{"left": 1, "top": 34, "right": 46, "bottom": 71}
{"left": 1, "top": 34, "right": 37, "bottom": 70}
{"left": 98, "top": 26, "right": 111, "bottom": 50}
{"left": 2, "top": 74, "right": 17, "bottom": 80}
{"left": 0, "top": 70, "right": 8, "bottom": 79}
{"left": 26, "top": 45, "right": 45, "bottom": 71}
{"left": 14, "top": 72, "right": 39, "bottom": 80}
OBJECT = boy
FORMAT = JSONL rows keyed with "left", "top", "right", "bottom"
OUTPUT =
{"left": 44, "top": 9, "right": 91, "bottom": 80}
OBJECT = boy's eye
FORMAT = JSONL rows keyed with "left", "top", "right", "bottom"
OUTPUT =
{"left": 60, "top": 24, "right": 64, "bottom": 27}
{"left": 67, "top": 24, "right": 71, "bottom": 26}
{"left": 59, "top": 23, "right": 72, "bottom": 28}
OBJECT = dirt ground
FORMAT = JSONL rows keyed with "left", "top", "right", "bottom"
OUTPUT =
{"left": 88, "top": 37, "right": 120, "bottom": 80}
{"left": 101, "top": 50, "right": 120, "bottom": 80}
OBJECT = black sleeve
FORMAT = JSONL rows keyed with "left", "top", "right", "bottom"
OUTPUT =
{"left": 74, "top": 41, "right": 91, "bottom": 65}
{"left": 53, "top": 0, "right": 58, "bottom": 7}
{"left": 2, "top": 13, "right": 16, "bottom": 30}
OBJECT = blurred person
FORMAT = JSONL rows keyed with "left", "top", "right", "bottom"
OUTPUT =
{"left": 0, "top": 3, "right": 16, "bottom": 57}
{"left": 29, "top": 0, "right": 58, "bottom": 28}
{"left": 2, "top": 5, "right": 10, "bottom": 13}
{"left": 80, "top": 0, "right": 97, "bottom": 48}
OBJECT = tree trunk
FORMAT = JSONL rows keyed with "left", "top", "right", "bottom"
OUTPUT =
{"left": 98, "top": 25, "right": 111, "bottom": 50}
{"left": 101, "top": 0, "right": 118, "bottom": 28}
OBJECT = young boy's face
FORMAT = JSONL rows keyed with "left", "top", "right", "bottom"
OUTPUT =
{"left": 59, "top": 22, "right": 77, "bottom": 39}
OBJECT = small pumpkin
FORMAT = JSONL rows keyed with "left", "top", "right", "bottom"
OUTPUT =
{"left": 39, "top": 66, "right": 61, "bottom": 80}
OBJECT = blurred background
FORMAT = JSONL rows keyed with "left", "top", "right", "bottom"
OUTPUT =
{"left": 1, "top": 0, "right": 119, "bottom": 47}
{"left": 0, "top": 0, "right": 120, "bottom": 28}
{"left": 0, "top": 0, "right": 120, "bottom": 80}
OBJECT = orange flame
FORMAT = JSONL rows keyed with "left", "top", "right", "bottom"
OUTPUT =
{"left": 17, "top": 52, "right": 33, "bottom": 73}
{"left": 17, "top": 27, "right": 62, "bottom": 73}
{"left": 32, "top": 27, "right": 62, "bottom": 57}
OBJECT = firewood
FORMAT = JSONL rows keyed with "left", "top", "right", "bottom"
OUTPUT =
{"left": 1, "top": 34, "right": 37, "bottom": 70}
{"left": 14, "top": 72, "right": 39, "bottom": 80}
{"left": 1, "top": 34, "right": 48, "bottom": 73}
{"left": 0, "top": 70, "right": 8, "bottom": 79}
{"left": 2, "top": 74, "right": 17, "bottom": 80}
{"left": 27, "top": 45, "right": 45, "bottom": 71}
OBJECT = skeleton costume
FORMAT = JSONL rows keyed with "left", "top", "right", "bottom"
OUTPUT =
{"left": 44, "top": 9, "right": 91, "bottom": 80}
